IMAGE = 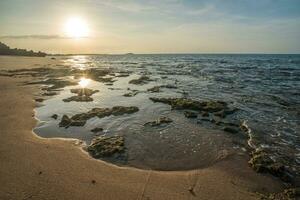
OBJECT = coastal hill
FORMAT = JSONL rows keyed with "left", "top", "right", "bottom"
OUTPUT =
{"left": 0, "top": 42, "right": 46, "bottom": 57}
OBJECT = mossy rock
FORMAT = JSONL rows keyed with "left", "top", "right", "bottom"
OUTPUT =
{"left": 87, "top": 135, "right": 125, "bottom": 158}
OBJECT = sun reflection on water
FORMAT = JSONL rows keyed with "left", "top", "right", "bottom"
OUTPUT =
{"left": 78, "top": 77, "right": 90, "bottom": 88}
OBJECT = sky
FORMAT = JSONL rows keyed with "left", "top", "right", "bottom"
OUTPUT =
{"left": 0, "top": 0, "right": 300, "bottom": 54}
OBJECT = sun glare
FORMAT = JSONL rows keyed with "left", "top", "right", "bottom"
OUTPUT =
{"left": 65, "top": 17, "right": 89, "bottom": 38}
{"left": 78, "top": 77, "right": 90, "bottom": 88}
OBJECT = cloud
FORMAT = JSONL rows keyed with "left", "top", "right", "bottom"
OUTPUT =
{"left": 0, "top": 35, "right": 88, "bottom": 39}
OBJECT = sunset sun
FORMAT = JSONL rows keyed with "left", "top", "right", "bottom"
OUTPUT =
{"left": 64, "top": 17, "right": 89, "bottom": 38}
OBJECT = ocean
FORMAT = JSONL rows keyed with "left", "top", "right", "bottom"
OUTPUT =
{"left": 33, "top": 54, "right": 300, "bottom": 174}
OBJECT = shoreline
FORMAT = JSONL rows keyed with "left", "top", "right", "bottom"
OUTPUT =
{"left": 0, "top": 56, "right": 287, "bottom": 199}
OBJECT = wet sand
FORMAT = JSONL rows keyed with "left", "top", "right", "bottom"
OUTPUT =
{"left": 0, "top": 56, "right": 284, "bottom": 200}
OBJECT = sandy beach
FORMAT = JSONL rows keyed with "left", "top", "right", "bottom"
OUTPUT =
{"left": 0, "top": 56, "right": 288, "bottom": 200}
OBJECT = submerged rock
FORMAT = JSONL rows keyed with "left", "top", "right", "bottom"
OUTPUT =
{"left": 60, "top": 106, "right": 139, "bottom": 128}
{"left": 144, "top": 116, "right": 173, "bottom": 126}
{"left": 123, "top": 91, "right": 139, "bottom": 97}
{"left": 184, "top": 111, "right": 198, "bottom": 118}
{"left": 70, "top": 88, "right": 99, "bottom": 97}
{"left": 161, "top": 84, "right": 178, "bottom": 89}
{"left": 87, "top": 135, "right": 125, "bottom": 158}
{"left": 147, "top": 86, "right": 160, "bottom": 93}
{"left": 37, "top": 78, "right": 77, "bottom": 91}
{"left": 63, "top": 88, "right": 99, "bottom": 102}
{"left": 129, "top": 75, "right": 151, "bottom": 85}
{"left": 91, "top": 127, "right": 104, "bottom": 133}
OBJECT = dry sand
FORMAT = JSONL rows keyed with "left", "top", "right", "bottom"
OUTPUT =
{"left": 0, "top": 56, "right": 284, "bottom": 200}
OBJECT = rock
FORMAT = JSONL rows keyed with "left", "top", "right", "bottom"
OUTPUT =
{"left": 87, "top": 135, "right": 125, "bottom": 158}
{"left": 184, "top": 111, "right": 198, "bottom": 118}
{"left": 259, "top": 188, "right": 300, "bottom": 200}
{"left": 35, "top": 98, "right": 44, "bottom": 102}
{"left": 63, "top": 95, "right": 94, "bottom": 102}
{"left": 223, "top": 126, "right": 239, "bottom": 134}
{"left": 161, "top": 84, "right": 177, "bottom": 89}
{"left": 61, "top": 106, "right": 139, "bottom": 128}
{"left": 70, "top": 88, "right": 99, "bottom": 97}
{"left": 147, "top": 86, "right": 160, "bottom": 93}
{"left": 59, "top": 115, "right": 86, "bottom": 128}
{"left": 129, "top": 75, "right": 151, "bottom": 85}
{"left": 123, "top": 91, "right": 139, "bottom": 97}
{"left": 144, "top": 116, "right": 173, "bottom": 126}
{"left": 42, "top": 91, "right": 57, "bottom": 96}
{"left": 91, "top": 127, "right": 104, "bottom": 133}
{"left": 149, "top": 97, "right": 227, "bottom": 112}
{"left": 51, "top": 114, "right": 58, "bottom": 120}
{"left": 115, "top": 73, "right": 130, "bottom": 77}
{"left": 249, "top": 150, "right": 292, "bottom": 182}
{"left": 59, "top": 115, "right": 72, "bottom": 127}
{"left": 39, "top": 78, "right": 77, "bottom": 91}
{"left": 97, "top": 77, "right": 115, "bottom": 83}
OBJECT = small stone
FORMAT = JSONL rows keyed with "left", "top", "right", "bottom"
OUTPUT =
{"left": 51, "top": 114, "right": 58, "bottom": 120}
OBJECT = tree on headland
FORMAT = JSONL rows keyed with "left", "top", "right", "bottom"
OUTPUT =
{"left": 0, "top": 42, "right": 47, "bottom": 57}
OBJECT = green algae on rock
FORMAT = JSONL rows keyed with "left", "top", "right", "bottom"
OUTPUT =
{"left": 144, "top": 116, "right": 173, "bottom": 126}
{"left": 87, "top": 135, "right": 125, "bottom": 158}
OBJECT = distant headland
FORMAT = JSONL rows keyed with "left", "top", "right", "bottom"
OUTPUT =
{"left": 0, "top": 42, "right": 46, "bottom": 57}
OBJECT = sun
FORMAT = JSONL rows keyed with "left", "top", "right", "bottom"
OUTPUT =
{"left": 64, "top": 17, "right": 89, "bottom": 38}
